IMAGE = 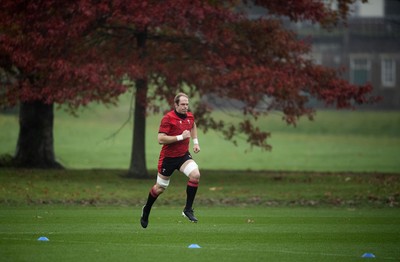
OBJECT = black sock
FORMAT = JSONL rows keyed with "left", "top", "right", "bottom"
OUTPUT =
{"left": 185, "top": 180, "right": 198, "bottom": 210}
{"left": 144, "top": 187, "right": 159, "bottom": 212}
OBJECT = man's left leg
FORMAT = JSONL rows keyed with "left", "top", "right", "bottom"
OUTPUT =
{"left": 181, "top": 160, "right": 200, "bottom": 222}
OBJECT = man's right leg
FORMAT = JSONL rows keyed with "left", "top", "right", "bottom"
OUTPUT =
{"left": 140, "top": 174, "right": 169, "bottom": 228}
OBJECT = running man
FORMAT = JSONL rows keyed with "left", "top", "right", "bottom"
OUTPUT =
{"left": 140, "top": 92, "right": 201, "bottom": 228}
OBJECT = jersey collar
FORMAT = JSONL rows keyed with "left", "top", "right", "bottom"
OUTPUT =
{"left": 174, "top": 110, "right": 187, "bottom": 120}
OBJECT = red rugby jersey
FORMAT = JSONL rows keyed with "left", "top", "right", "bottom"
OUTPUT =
{"left": 158, "top": 110, "right": 195, "bottom": 158}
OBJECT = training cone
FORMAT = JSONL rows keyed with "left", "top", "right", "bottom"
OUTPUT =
{"left": 188, "top": 244, "right": 201, "bottom": 249}
{"left": 37, "top": 237, "right": 49, "bottom": 241}
{"left": 361, "top": 253, "right": 375, "bottom": 258}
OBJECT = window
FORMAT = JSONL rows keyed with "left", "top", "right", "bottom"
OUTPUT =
{"left": 350, "top": 57, "right": 370, "bottom": 85}
{"left": 381, "top": 58, "right": 396, "bottom": 88}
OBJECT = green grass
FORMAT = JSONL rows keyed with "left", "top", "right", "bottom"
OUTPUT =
{"left": 1, "top": 169, "right": 399, "bottom": 207}
{"left": 1, "top": 98, "right": 399, "bottom": 261}
{"left": 1, "top": 100, "right": 400, "bottom": 172}
{"left": 1, "top": 144, "right": 399, "bottom": 262}
{"left": 1, "top": 206, "right": 399, "bottom": 262}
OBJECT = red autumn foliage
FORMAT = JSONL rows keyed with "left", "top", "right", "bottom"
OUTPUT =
{"left": 1, "top": 0, "right": 378, "bottom": 150}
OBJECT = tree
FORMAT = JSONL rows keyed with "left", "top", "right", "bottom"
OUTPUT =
{"left": 0, "top": 1, "right": 128, "bottom": 168}
{"left": 1, "top": 1, "right": 377, "bottom": 175}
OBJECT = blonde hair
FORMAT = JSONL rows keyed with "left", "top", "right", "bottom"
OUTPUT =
{"left": 174, "top": 92, "right": 188, "bottom": 105}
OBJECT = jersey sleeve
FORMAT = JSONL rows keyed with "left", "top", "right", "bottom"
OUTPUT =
{"left": 158, "top": 115, "right": 171, "bottom": 134}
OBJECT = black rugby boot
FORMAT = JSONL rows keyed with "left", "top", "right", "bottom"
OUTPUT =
{"left": 182, "top": 208, "right": 198, "bottom": 223}
{"left": 140, "top": 206, "right": 150, "bottom": 228}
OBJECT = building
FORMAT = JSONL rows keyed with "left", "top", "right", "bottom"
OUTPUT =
{"left": 303, "top": 0, "right": 400, "bottom": 109}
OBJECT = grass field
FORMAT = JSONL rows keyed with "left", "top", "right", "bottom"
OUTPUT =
{"left": 1, "top": 168, "right": 399, "bottom": 261}
{"left": 1, "top": 206, "right": 399, "bottom": 262}
{"left": 1, "top": 99, "right": 400, "bottom": 261}
{"left": 1, "top": 169, "right": 399, "bottom": 207}
{"left": 1, "top": 99, "right": 400, "bottom": 173}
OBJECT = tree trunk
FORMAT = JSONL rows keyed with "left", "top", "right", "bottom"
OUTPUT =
{"left": 14, "top": 101, "right": 63, "bottom": 169}
{"left": 126, "top": 29, "right": 149, "bottom": 178}
{"left": 127, "top": 79, "right": 149, "bottom": 178}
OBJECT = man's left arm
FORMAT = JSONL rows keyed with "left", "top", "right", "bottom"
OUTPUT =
{"left": 191, "top": 122, "right": 200, "bottom": 153}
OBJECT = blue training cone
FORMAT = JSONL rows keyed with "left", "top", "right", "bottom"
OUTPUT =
{"left": 362, "top": 253, "right": 375, "bottom": 258}
{"left": 37, "top": 236, "right": 49, "bottom": 241}
{"left": 188, "top": 244, "right": 201, "bottom": 248}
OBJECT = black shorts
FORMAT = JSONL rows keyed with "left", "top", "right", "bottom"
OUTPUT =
{"left": 159, "top": 151, "right": 193, "bottom": 177}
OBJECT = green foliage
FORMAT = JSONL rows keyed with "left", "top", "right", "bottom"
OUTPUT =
{"left": 1, "top": 206, "right": 399, "bottom": 262}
